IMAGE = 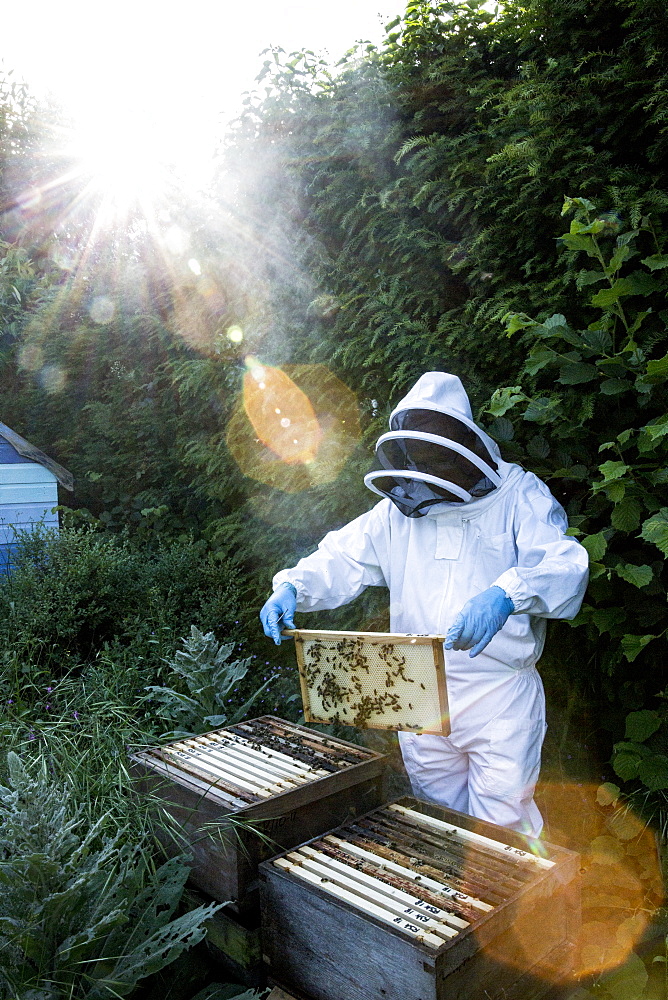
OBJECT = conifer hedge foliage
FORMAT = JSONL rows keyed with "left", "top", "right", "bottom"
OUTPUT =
{"left": 1, "top": 0, "right": 668, "bottom": 816}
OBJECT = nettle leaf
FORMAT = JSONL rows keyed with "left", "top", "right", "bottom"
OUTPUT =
{"left": 557, "top": 361, "right": 598, "bottom": 384}
{"left": 637, "top": 754, "right": 668, "bottom": 791}
{"left": 527, "top": 435, "right": 550, "bottom": 459}
{"left": 621, "top": 633, "right": 656, "bottom": 663}
{"left": 583, "top": 328, "right": 613, "bottom": 354}
{"left": 599, "top": 379, "right": 628, "bottom": 395}
{"left": 640, "top": 508, "right": 668, "bottom": 556}
{"left": 641, "top": 253, "right": 668, "bottom": 270}
{"left": 645, "top": 353, "right": 668, "bottom": 382}
{"left": 581, "top": 531, "right": 607, "bottom": 561}
{"left": 625, "top": 709, "right": 662, "bottom": 742}
{"left": 523, "top": 396, "right": 560, "bottom": 423}
{"left": 610, "top": 498, "right": 642, "bottom": 532}
{"left": 487, "top": 385, "right": 526, "bottom": 417}
{"left": 615, "top": 563, "right": 653, "bottom": 588}
{"left": 487, "top": 416, "right": 514, "bottom": 441}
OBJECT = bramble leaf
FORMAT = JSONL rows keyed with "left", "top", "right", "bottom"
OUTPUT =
{"left": 621, "top": 634, "right": 655, "bottom": 663}
{"left": 624, "top": 709, "right": 662, "bottom": 742}
{"left": 487, "top": 385, "right": 526, "bottom": 417}
{"left": 615, "top": 563, "right": 653, "bottom": 588}
{"left": 640, "top": 509, "right": 668, "bottom": 556}
{"left": 581, "top": 532, "right": 607, "bottom": 561}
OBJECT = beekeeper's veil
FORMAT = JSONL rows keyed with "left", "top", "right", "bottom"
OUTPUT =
{"left": 364, "top": 372, "right": 502, "bottom": 518}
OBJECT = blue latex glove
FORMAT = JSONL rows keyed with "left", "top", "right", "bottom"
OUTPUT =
{"left": 444, "top": 586, "right": 514, "bottom": 658}
{"left": 260, "top": 582, "right": 297, "bottom": 645}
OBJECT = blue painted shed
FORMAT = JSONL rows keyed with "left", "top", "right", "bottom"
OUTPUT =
{"left": 0, "top": 422, "right": 74, "bottom": 574}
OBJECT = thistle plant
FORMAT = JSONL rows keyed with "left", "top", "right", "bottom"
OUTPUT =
{"left": 145, "top": 626, "right": 272, "bottom": 736}
{"left": 0, "top": 752, "right": 221, "bottom": 999}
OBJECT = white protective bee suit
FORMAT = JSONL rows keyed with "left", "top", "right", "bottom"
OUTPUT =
{"left": 272, "top": 373, "right": 589, "bottom": 836}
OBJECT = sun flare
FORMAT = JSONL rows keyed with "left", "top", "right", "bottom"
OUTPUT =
{"left": 65, "top": 113, "right": 174, "bottom": 218}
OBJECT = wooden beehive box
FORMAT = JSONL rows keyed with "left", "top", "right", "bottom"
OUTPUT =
{"left": 286, "top": 629, "right": 450, "bottom": 736}
{"left": 260, "top": 796, "right": 581, "bottom": 1000}
{"left": 128, "top": 716, "right": 387, "bottom": 905}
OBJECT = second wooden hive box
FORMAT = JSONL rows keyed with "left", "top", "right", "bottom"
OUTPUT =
{"left": 260, "top": 796, "right": 581, "bottom": 1000}
{"left": 128, "top": 715, "right": 387, "bottom": 905}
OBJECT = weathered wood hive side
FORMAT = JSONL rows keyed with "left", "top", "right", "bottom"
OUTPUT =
{"left": 260, "top": 797, "right": 581, "bottom": 1000}
{"left": 128, "top": 716, "right": 387, "bottom": 904}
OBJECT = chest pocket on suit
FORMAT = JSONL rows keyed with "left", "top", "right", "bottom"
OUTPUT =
{"left": 472, "top": 530, "right": 517, "bottom": 591}
{"left": 435, "top": 522, "right": 464, "bottom": 560}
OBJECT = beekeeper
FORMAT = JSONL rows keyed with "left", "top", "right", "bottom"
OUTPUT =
{"left": 260, "top": 372, "right": 589, "bottom": 836}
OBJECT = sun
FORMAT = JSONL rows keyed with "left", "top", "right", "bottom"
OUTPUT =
{"left": 65, "top": 112, "right": 175, "bottom": 218}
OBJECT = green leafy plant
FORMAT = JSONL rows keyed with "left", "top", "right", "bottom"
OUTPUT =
{"left": 489, "top": 197, "right": 668, "bottom": 684}
{"left": 612, "top": 704, "right": 668, "bottom": 837}
{"left": 145, "top": 627, "right": 272, "bottom": 736}
{"left": 487, "top": 195, "right": 668, "bottom": 827}
{"left": 0, "top": 751, "right": 221, "bottom": 999}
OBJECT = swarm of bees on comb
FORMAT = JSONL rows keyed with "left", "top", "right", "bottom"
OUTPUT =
{"left": 289, "top": 631, "right": 450, "bottom": 735}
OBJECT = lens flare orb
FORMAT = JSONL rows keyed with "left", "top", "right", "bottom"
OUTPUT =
{"left": 476, "top": 781, "right": 664, "bottom": 982}
{"left": 243, "top": 359, "right": 322, "bottom": 465}
{"left": 226, "top": 363, "right": 361, "bottom": 492}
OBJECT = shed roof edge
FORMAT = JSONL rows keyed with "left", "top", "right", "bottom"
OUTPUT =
{"left": 0, "top": 422, "right": 74, "bottom": 491}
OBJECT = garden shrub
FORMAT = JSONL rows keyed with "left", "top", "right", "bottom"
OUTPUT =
{"left": 0, "top": 527, "right": 248, "bottom": 673}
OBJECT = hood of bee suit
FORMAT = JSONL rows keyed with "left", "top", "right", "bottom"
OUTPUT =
{"left": 363, "top": 372, "right": 504, "bottom": 517}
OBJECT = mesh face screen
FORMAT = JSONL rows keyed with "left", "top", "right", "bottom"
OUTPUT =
{"left": 295, "top": 633, "right": 448, "bottom": 734}
{"left": 390, "top": 408, "right": 498, "bottom": 473}
{"left": 369, "top": 473, "right": 463, "bottom": 512}
{"left": 377, "top": 437, "right": 478, "bottom": 486}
